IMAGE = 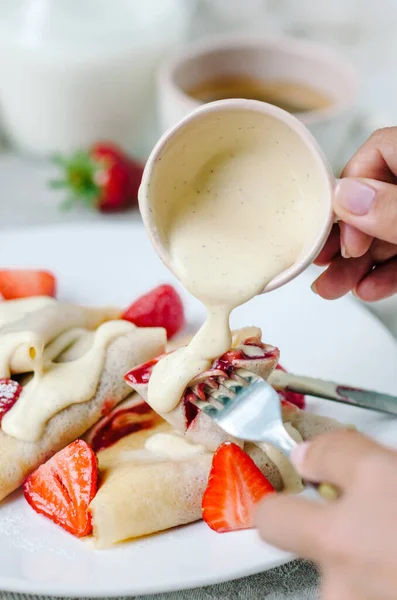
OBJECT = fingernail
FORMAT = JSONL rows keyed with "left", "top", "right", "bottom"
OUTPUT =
{"left": 340, "top": 243, "right": 350, "bottom": 259}
{"left": 336, "top": 179, "right": 376, "bottom": 216}
{"left": 311, "top": 281, "right": 318, "bottom": 295}
{"left": 291, "top": 441, "right": 310, "bottom": 470}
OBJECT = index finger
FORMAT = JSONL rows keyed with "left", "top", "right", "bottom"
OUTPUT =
{"left": 342, "top": 127, "right": 397, "bottom": 183}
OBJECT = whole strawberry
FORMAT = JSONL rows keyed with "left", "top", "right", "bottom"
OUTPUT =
{"left": 50, "top": 142, "right": 144, "bottom": 212}
{"left": 122, "top": 284, "right": 185, "bottom": 339}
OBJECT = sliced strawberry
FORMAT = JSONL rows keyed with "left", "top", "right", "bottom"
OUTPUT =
{"left": 183, "top": 391, "right": 200, "bottom": 428}
{"left": 276, "top": 365, "right": 305, "bottom": 409}
{"left": 0, "top": 379, "right": 22, "bottom": 422}
{"left": 202, "top": 442, "right": 275, "bottom": 533}
{"left": 0, "top": 269, "right": 56, "bottom": 300}
{"left": 213, "top": 340, "right": 279, "bottom": 373}
{"left": 86, "top": 398, "right": 158, "bottom": 452}
{"left": 23, "top": 440, "right": 98, "bottom": 538}
{"left": 122, "top": 284, "right": 185, "bottom": 339}
{"left": 124, "top": 354, "right": 166, "bottom": 386}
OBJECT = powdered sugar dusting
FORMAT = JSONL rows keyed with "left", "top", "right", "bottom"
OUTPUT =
{"left": 0, "top": 492, "right": 76, "bottom": 559}
{"left": 0, "top": 379, "right": 19, "bottom": 399}
{"left": 0, "top": 378, "right": 22, "bottom": 421}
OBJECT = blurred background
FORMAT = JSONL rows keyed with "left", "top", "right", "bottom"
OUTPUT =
{"left": 0, "top": 1, "right": 396, "bottom": 336}
{"left": 0, "top": 0, "right": 396, "bottom": 226}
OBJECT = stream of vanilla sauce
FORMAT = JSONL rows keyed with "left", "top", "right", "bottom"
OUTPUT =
{"left": 147, "top": 139, "right": 323, "bottom": 414}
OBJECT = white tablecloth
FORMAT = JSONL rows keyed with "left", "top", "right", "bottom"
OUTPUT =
{"left": 0, "top": 562, "right": 320, "bottom": 600}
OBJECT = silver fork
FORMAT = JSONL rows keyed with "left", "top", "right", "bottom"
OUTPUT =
{"left": 190, "top": 368, "right": 339, "bottom": 499}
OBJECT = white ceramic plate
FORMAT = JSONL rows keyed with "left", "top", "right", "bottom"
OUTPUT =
{"left": 0, "top": 222, "right": 396, "bottom": 598}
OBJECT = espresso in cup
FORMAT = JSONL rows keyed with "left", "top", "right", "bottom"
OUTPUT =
{"left": 158, "top": 35, "right": 358, "bottom": 168}
{"left": 186, "top": 75, "right": 332, "bottom": 114}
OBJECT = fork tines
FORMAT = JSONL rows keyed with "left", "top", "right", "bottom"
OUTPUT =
{"left": 189, "top": 368, "right": 261, "bottom": 416}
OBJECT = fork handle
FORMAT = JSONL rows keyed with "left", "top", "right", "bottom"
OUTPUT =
{"left": 307, "top": 481, "right": 341, "bottom": 501}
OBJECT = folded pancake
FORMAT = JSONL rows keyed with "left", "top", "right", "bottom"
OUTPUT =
{"left": 91, "top": 436, "right": 213, "bottom": 547}
{"left": 88, "top": 392, "right": 342, "bottom": 546}
{"left": 0, "top": 318, "right": 166, "bottom": 501}
{"left": 88, "top": 395, "right": 283, "bottom": 547}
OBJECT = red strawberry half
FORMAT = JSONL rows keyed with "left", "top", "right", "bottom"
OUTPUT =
{"left": 213, "top": 338, "right": 279, "bottom": 373}
{"left": 124, "top": 354, "right": 166, "bottom": 387}
{"left": 23, "top": 440, "right": 98, "bottom": 537}
{"left": 276, "top": 365, "right": 305, "bottom": 409}
{"left": 0, "top": 379, "right": 22, "bottom": 422}
{"left": 202, "top": 442, "right": 275, "bottom": 533}
{"left": 0, "top": 269, "right": 56, "bottom": 300}
{"left": 122, "top": 284, "right": 185, "bottom": 339}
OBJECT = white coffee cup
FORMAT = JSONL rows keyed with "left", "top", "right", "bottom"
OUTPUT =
{"left": 139, "top": 98, "right": 335, "bottom": 294}
{"left": 157, "top": 34, "right": 359, "bottom": 169}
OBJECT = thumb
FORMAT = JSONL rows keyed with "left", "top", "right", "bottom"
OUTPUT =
{"left": 334, "top": 177, "right": 397, "bottom": 244}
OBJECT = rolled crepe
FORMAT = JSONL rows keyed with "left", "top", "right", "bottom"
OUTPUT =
{"left": 89, "top": 397, "right": 343, "bottom": 546}
{"left": 0, "top": 326, "right": 166, "bottom": 501}
{"left": 91, "top": 427, "right": 213, "bottom": 546}
{"left": 0, "top": 301, "right": 121, "bottom": 378}
{"left": 286, "top": 407, "right": 344, "bottom": 440}
{"left": 89, "top": 403, "right": 283, "bottom": 547}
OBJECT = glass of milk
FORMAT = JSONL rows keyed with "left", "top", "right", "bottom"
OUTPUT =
{"left": 0, "top": 0, "right": 193, "bottom": 159}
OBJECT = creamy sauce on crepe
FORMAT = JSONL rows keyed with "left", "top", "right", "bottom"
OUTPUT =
{"left": 43, "top": 328, "right": 90, "bottom": 363}
{"left": 0, "top": 296, "right": 56, "bottom": 327}
{"left": 0, "top": 301, "right": 133, "bottom": 442}
{"left": 145, "top": 432, "right": 206, "bottom": 460}
{"left": 1, "top": 321, "right": 135, "bottom": 442}
{"left": 146, "top": 112, "right": 324, "bottom": 414}
{"left": 2, "top": 320, "right": 136, "bottom": 442}
{"left": 0, "top": 331, "right": 42, "bottom": 379}
{"left": 100, "top": 433, "right": 207, "bottom": 465}
{"left": 0, "top": 302, "right": 120, "bottom": 378}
